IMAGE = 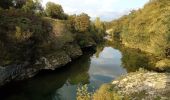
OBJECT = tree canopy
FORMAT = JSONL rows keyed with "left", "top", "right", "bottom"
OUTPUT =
{"left": 74, "top": 13, "right": 90, "bottom": 32}
{"left": 45, "top": 2, "right": 67, "bottom": 19}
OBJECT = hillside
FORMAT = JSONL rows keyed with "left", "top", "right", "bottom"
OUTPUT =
{"left": 109, "top": 0, "right": 170, "bottom": 70}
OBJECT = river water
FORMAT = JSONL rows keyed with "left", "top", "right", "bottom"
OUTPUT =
{"left": 0, "top": 42, "right": 154, "bottom": 100}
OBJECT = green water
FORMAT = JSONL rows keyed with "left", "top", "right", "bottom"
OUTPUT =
{"left": 0, "top": 42, "right": 155, "bottom": 100}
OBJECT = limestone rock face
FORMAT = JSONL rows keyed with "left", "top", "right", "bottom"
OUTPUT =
{"left": 0, "top": 43, "right": 83, "bottom": 86}
{"left": 111, "top": 70, "right": 170, "bottom": 99}
{"left": 0, "top": 62, "right": 39, "bottom": 86}
{"left": 64, "top": 43, "right": 83, "bottom": 59}
{"left": 39, "top": 51, "right": 72, "bottom": 70}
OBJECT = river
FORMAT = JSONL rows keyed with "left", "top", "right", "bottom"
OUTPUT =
{"left": 0, "top": 42, "right": 155, "bottom": 100}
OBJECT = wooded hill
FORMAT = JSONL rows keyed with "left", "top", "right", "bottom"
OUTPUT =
{"left": 108, "top": 0, "right": 170, "bottom": 69}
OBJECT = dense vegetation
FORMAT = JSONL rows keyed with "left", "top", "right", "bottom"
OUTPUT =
{"left": 107, "top": 0, "right": 170, "bottom": 69}
{"left": 0, "top": 0, "right": 106, "bottom": 66}
{"left": 108, "top": 0, "right": 170, "bottom": 58}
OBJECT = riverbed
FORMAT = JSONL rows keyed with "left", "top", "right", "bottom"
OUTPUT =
{"left": 0, "top": 42, "right": 154, "bottom": 100}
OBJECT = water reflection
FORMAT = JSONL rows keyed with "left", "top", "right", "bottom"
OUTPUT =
{"left": 106, "top": 41, "right": 156, "bottom": 72}
{"left": 0, "top": 51, "right": 94, "bottom": 100}
{"left": 0, "top": 41, "right": 156, "bottom": 100}
{"left": 89, "top": 46, "right": 126, "bottom": 87}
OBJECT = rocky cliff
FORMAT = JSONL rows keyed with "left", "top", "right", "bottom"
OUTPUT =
{"left": 0, "top": 42, "right": 84, "bottom": 86}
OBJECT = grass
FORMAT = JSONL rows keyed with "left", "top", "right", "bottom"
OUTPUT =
{"left": 76, "top": 84, "right": 126, "bottom": 100}
{"left": 156, "top": 59, "right": 170, "bottom": 71}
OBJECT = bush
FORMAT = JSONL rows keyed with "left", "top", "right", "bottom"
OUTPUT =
{"left": 156, "top": 59, "right": 170, "bottom": 70}
{"left": 76, "top": 84, "right": 125, "bottom": 100}
{"left": 75, "top": 32, "right": 96, "bottom": 48}
{"left": 77, "top": 85, "right": 92, "bottom": 100}
{"left": 93, "top": 84, "right": 123, "bottom": 100}
{"left": 90, "top": 18, "right": 106, "bottom": 43}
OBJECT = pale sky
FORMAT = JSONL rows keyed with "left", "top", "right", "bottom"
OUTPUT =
{"left": 42, "top": 0, "right": 149, "bottom": 21}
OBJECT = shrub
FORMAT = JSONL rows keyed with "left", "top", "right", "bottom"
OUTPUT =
{"left": 77, "top": 85, "right": 92, "bottom": 100}
{"left": 93, "top": 84, "right": 123, "bottom": 100}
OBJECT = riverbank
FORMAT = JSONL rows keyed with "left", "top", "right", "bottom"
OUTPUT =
{"left": 107, "top": 0, "right": 170, "bottom": 71}
{"left": 93, "top": 69, "right": 170, "bottom": 100}
{"left": 0, "top": 43, "right": 126, "bottom": 100}
{"left": 112, "top": 70, "right": 170, "bottom": 99}
{"left": 0, "top": 12, "right": 99, "bottom": 87}
{"left": 0, "top": 42, "right": 98, "bottom": 87}
{"left": 0, "top": 6, "right": 106, "bottom": 87}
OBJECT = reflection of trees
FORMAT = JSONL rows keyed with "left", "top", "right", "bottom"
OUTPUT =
{"left": 105, "top": 40, "right": 122, "bottom": 50}
{"left": 121, "top": 48, "right": 152, "bottom": 72}
{"left": 0, "top": 50, "right": 95, "bottom": 100}
{"left": 107, "top": 40, "right": 156, "bottom": 73}
{"left": 95, "top": 44, "right": 105, "bottom": 58}
{"left": 67, "top": 51, "right": 94, "bottom": 85}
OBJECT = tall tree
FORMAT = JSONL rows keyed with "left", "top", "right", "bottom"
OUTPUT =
{"left": 45, "top": 2, "right": 65, "bottom": 19}
{"left": 75, "top": 13, "right": 90, "bottom": 32}
{"left": 22, "top": 0, "right": 43, "bottom": 13}
{"left": 94, "top": 17, "right": 106, "bottom": 34}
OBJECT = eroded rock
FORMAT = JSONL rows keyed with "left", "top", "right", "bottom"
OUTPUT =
{"left": 111, "top": 70, "right": 170, "bottom": 99}
{"left": 0, "top": 43, "right": 83, "bottom": 86}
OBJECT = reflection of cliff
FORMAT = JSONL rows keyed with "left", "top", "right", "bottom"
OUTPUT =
{"left": 67, "top": 51, "right": 95, "bottom": 85}
{"left": 0, "top": 51, "right": 95, "bottom": 100}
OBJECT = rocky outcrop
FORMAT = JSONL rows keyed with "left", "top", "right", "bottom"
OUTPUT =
{"left": 110, "top": 70, "right": 170, "bottom": 99}
{"left": 93, "top": 70, "right": 170, "bottom": 100}
{"left": 38, "top": 51, "right": 72, "bottom": 70}
{"left": 0, "top": 43, "right": 83, "bottom": 86}
{"left": 64, "top": 43, "right": 83, "bottom": 59}
{"left": 0, "top": 62, "right": 39, "bottom": 86}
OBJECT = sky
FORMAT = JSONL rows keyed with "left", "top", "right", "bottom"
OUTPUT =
{"left": 42, "top": 0, "right": 149, "bottom": 21}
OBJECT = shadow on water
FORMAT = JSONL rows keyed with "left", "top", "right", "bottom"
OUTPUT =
{"left": 0, "top": 41, "right": 158, "bottom": 100}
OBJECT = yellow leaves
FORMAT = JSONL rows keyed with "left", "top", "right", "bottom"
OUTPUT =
{"left": 75, "top": 13, "right": 90, "bottom": 32}
{"left": 15, "top": 26, "right": 33, "bottom": 42}
{"left": 93, "top": 84, "right": 123, "bottom": 100}
{"left": 77, "top": 85, "right": 92, "bottom": 100}
{"left": 15, "top": 26, "right": 22, "bottom": 39}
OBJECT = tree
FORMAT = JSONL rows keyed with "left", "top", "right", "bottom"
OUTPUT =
{"left": 94, "top": 17, "right": 106, "bottom": 33}
{"left": 68, "top": 14, "right": 76, "bottom": 32}
{"left": 22, "top": 0, "right": 43, "bottom": 13}
{"left": 45, "top": 2, "right": 65, "bottom": 19}
{"left": 75, "top": 13, "right": 90, "bottom": 32}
